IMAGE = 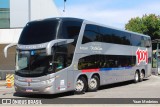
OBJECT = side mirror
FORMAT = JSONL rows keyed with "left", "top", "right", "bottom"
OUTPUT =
{"left": 46, "top": 39, "right": 74, "bottom": 55}
{"left": 4, "top": 43, "right": 17, "bottom": 58}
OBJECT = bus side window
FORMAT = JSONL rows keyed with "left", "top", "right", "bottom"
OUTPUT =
{"left": 78, "top": 55, "right": 136, "bottom": 70}
{"left": 130, "top": 34, "right": 141, "bottom": 46}
{"left": 141, "top": 36, "right": 145, "bottom": 47}
{"left": 60, "top": 21, "right": 82, "bottom": 40}
{"left": 144, "top": 37, "right": 151, "bottom": 48}
{"left": 54, "top": 54, "right": 66, "bottom": 72}
{"left": 82, "top": 24, "right": 100, "bottom": 44}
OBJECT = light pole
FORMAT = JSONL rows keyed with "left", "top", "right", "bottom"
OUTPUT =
{"left": 63, "top": 0, "right": 66, "bottom": 12}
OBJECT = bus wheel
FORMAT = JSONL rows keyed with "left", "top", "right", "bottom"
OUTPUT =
{"left": 88, "top": 75, "right": 100, "bottom": 92}
{"left": 75, "top": 76, "right": 87, "bottom": 94}
{"left": 134, "top": 71, "right": 140, "bottom": 83}
{"left": 139, "top": 71, "right": 145, "bottom": 82}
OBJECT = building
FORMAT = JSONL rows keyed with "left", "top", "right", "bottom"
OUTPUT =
{"left": 0, "top": 0, "right": 60, "bottom": 76}
{"left": 0, "top": 0, "right": 60, "bottom": 43}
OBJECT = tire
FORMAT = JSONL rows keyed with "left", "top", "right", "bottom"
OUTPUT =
{"left": 75, "top": 76, "right": 87, "bottom": 94}
{"left": 134, "top": 71, "right": 140, "bottom": 83}
{"left": 88, "top": 75, "right": 100, "bottom": 92}
{"left": 139, "top": 71, "right": 145, "bottom": 82}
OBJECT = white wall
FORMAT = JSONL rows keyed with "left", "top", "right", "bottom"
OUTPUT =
{"left": 10, "top": 0, "right": 29, "bottom": 28}
{"left": 0, "top": 29, "right": 22, "bottom": 44}
{"left": 10, "top": 0, "right": 60, "bottom": 28}
{"left": 31, "top": 0, "right": 60, "bottom": 21}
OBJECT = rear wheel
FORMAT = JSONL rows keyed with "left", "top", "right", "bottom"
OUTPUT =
{"left": 134, "top": 71, "right": 140, "bottom": 83}
{"left": 139, "top": 71, "right": 145, "bottom": 82}
{"left": 75, "top": 76, "right": 87, "bottom": 94}
{"left": 88, "top": 75, "right": 100, "bottom": 92}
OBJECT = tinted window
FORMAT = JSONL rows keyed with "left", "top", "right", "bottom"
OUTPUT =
{"left": 57, "top": 20, "right": 83, "bottom": 66}
{"left": 59, "top": 21, "right": 82, "bottom": 40}
{"left": 113, "top": 30, "right": 131, "bottom": 45}
{"left": 19, "top": 20, "right": 59, "bottom": 45}
{"left": 82, "top": 24, "right": 131, "bottom": 45}
{"left": 82, "top": 25, "right": 100, "bottom": 44}
{"left": 99, "top": 27, "right": 131, "bottom": 45}
{"left": 130, "top": 34, "right": 141, "bottom": 46}
{"left": 99, "top": 27, "right": 113, "bottom": 43}
{"left": 78, "top": 55, "right": 136, "bottom": 70}
{"left": 15, "top": 49, "right": 53, "bottom": 77}
{"left": 52, "top": 43, "right": 76, "bottom": 72}
{"left": 82, "top": 24, "right": 150, "bottom": 47}
{"left": 54, "top": 52, "right": 67, "bottom": 72}
{"left": 130, "top": 34, "right": 151, "bottom": 47}
{"left": 143, "top": 37, "right": 151, "bottom": 48}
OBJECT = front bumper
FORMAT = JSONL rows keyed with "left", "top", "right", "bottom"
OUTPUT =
{"left": 14, "top": 78, "right": 56, "bottom": 94}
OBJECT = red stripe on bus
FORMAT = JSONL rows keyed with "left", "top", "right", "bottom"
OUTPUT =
{"left": 82, "top": 69, "right": 99, "bottom": 73}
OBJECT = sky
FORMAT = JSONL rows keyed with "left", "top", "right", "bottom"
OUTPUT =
{"left": 0, "top": 0, "right": 9, "bottom": 8}
{"left": 54, "top": 0, "right": 160, "bottom": 29}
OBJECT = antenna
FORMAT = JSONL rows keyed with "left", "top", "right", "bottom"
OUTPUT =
{"left": 63, "top": 0, "right": 66, "bottom": 12}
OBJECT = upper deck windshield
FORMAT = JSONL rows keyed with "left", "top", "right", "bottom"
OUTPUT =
{"left": 18, "top": 18, "right": 83, "bottom": 45}
{"left": 18, "top": 19, "right": 59, "bottom": 45}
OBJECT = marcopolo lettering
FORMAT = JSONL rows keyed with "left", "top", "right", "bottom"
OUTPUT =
{"left": 136, "top": 48, "right": 148, "bottom": 65}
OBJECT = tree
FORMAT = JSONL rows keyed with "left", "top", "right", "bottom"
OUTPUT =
{"left": 125, "top": 14, "right": 160, "bottom": 40}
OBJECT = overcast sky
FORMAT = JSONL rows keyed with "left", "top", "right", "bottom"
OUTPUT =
{"left": 55, "top": 0, "right": 160, "bottom": 29}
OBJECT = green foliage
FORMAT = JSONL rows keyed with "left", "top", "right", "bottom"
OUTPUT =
{"left": 125, "top": 14, "right": 160, "bottom": 40}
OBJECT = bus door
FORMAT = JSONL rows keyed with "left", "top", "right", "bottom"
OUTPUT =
{"left": 53, "top": 52, "right": 68, "bottom": 92}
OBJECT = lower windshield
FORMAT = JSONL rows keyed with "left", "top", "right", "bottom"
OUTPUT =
{"left": 16, "top": 49, "right": 53, "bottom": 77}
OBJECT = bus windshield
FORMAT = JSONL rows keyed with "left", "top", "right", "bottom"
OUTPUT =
{"left": 15, "top": 48, "right": 67, "bottom": 77}
{"left": 15, "top": 49, "right": 53, "bottom": 77}
{"left": 18, "top": 19, "right": 59, "bottom": 45}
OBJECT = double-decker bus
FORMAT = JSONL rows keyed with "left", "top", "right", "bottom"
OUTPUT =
{"left": 4, "top": 17, "right": 152, "bottom": 94}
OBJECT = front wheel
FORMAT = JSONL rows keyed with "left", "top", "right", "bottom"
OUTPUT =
{"left": 88, "top": 75, "right": 100, "bottom": 92}
{"left": 75, "top": 77, "right": 87, "bottom": 94}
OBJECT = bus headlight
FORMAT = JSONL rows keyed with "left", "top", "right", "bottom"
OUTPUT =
{"left": 47, "top": 78, "right": 55, "bottom": 84}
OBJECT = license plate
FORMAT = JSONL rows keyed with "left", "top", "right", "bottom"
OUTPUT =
{"left": 26, "top": 88, "right": 33, "bottom": 92}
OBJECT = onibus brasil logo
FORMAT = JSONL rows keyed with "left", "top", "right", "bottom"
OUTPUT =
{"left": 136, "top": 48, "right": 148, "bottom": 65}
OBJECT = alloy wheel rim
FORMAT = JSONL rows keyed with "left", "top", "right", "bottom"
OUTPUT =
{"left": 141, "top": 72, "right": 144, "bottom": 79}
{"left": 89, "top": 78, "right": 97, "bottom": 89}
{"left": 75, "top": 79, "right": 84, "bottom": 92}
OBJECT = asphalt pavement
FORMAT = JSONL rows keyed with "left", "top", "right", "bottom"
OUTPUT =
{"left": 0, "top": 75, "right": 160, "bottom": 106}
{"left": 0, "top": 75, "right": 160, "bottom": 98}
